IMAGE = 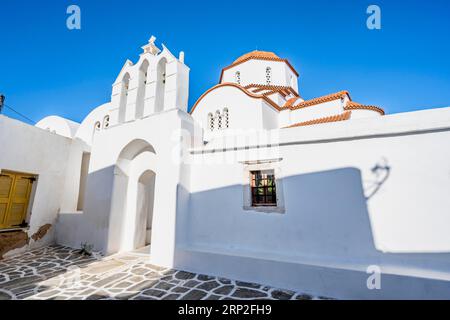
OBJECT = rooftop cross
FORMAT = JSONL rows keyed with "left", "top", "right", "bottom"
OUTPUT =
{"left": 141, "top": 36, "right": 161, "bottom": 55}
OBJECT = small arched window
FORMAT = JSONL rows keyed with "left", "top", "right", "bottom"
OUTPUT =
{"left": 208, "top": 113, "right": 214, "bottom": 131}
{"left": 223, "top": 108, "right": 229, "bottom": 129}
{"left": 266, "top": 67, "right": 272, "bottom": 85}
{"left": 119, "top": 73, "right": 130, "bottom": 124}
{"left": 94, "top": 121, "right": 101, "bottom": 132}
{"left": 235, "top": 71, "right": 241, "bottom": 85}
{"left": 124, "top": 81, "right": 129, "bottom": 96}
{"left": 103, "top": 115, "right": 110, "bottom": 129}
{"left": 216, "top": 110, "right": 222, "bottom": 130}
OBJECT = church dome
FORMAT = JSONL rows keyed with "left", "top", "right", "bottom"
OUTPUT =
{"left": 233, "top": 50, "right": 281, "bottom": 64}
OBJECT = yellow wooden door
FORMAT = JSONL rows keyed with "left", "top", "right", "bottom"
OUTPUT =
{"left": 0, "top": 171, "right": 34, "bottom": 229}
{"left": 0, "top": 172, "right": 15, "bottom": 228}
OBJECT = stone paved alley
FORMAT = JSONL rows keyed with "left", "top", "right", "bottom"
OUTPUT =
{"left": 0, "top": 245, "right": 330, "bottom": 300}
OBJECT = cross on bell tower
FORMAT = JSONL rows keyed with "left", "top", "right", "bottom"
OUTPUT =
{"left": 141, "top": 36, "right": 161, "bottom": 55}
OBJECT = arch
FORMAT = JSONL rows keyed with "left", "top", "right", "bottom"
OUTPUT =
{"left": 118, "top": 73, "right": 131, "bottom": 123}
{"left": 109, "top": 139, "right": 157, "bottom": 253}
{"left": 116, "top": 138, "right": 156, "bottom": 173}
{"left": 118, "top": 139, "right": 156, "bottom": 161}
{"left": 155, "top": 58, "right": 167, "bottom": 113}
{"left": 136, "top": 60, "right": 150, "bottom": 119}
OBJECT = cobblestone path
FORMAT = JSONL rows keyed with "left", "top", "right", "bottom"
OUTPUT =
{"left": 0, "top": 245, "right": 327, "bottom": 300}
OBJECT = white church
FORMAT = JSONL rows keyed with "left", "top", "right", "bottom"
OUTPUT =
{"left": 1, "top": 37, "right": 450, "bottom": 299}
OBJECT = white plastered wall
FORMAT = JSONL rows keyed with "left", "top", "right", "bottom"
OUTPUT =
{"left": 191, "top": 86, "right": 280, "bottom": 138}
{"left": 55, "top": 109, "right": 194, "bottom": 268}
{"left": 0, "top": 115, "right": 72, "bottom": 255}
{"left": 175, "top": 106, "right": 450, "bottom": 299}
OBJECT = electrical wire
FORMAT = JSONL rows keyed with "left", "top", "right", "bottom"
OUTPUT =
{"left": 2, "top": 104, "right": 36, "bottom": 124}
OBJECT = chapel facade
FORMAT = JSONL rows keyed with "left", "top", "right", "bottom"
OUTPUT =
{"left": 2, "top": 37, "right": 450, "bottom": 299}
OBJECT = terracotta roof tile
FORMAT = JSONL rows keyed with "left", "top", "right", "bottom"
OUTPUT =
{"left": 344, "top": 101, "right": 385, "bottom": 115}
{"left": 234, "top": 51, "right": 280, "bottom": 64}
{"left": 245, "top": 84, "right": 300, "bottom": 97}
{"left": 284, "top": 111, "right": 352, "bottom": 128}
{"left": 288, "top": 91, "right": 350, "bottom": 110}
{"left": 283, "top": 97, "right": 300, "bottom": 108}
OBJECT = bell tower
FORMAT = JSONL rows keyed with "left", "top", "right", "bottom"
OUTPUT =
{"left": 110, "top": 36, "right": 190, "bottom": 125}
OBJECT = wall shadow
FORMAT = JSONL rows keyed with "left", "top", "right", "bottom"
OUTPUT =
{"left": 176, "top": 166, "right": 450, "bottom": 273}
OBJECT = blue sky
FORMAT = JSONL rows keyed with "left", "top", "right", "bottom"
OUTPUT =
{"left": 1, "top": 0, "right": 449, "bottom": 124}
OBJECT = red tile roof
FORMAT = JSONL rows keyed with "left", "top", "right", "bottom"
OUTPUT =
{"left": 284, "top": 111, "right": 352, "bottom": 128}
{"left": 344, "top": 101, "right": 385, "bottom": 115}
{"left": 233, "top": 51, "right": 281, "bottom": 64}
{"left": 286, "top": 91, "right": 350, "bottom": 110}
{"left": 244, "top": 84, "right": 300, "bottom": 98}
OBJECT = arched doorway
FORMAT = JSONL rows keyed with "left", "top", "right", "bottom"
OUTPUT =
{"left": 134, "top": 170, "right": 155, "bottom": 249}
{"left": 108, "top": 139, "right": 157, "bottom": 253}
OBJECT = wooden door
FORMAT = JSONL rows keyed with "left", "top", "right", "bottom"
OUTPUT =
{"left": 0, "top": 171, "right": 35, "bottom": 229}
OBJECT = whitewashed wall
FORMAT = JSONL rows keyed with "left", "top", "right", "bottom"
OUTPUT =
{"left": 175, "top": 107, "right": 450, "bottom": 299}
{"left": 0, "top": 115, "right": 72, "bottom": 255}
{"left": 192, "top": 86, "right": 280, "bottom": 137}
{"left": 55, "top": 109, "right": 195, "bottom": 268}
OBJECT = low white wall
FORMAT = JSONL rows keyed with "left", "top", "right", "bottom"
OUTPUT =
{"left": 176, "top": 107, "right": 450, "bottom": 299}
{"left": 0, "top": 115, "right": 72, "bottom": 254}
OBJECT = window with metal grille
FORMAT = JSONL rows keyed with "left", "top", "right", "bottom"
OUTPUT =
{"left": 223, "top": 108, "right": 229, "bottom": 128}
{"left": 208, "top": 113, "right": 214, "bottom": 131}
{"left": 250, "top": 170, "right": 277, "bottom": 206}
{"left": 235, "top": 71, "right": 241, "bottom": 84}
{"left": 216, "top": 110, "right": 222, "bottom": 130}
{"left": 266, "top": 67, "right": 272, "bottom": 85}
